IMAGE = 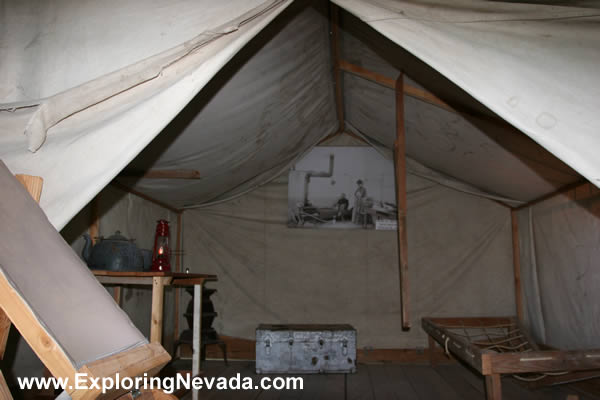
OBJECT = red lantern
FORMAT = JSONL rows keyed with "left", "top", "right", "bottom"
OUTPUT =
{"left": 151, "top": 220, "right": 171, "bottom": 271}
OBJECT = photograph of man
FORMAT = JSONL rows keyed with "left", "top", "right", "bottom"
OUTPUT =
{"left": 352, "top": 179, "right": 367, "bottom": 224}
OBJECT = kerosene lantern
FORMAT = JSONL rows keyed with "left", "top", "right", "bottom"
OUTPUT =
{"left": 151, "top": 219, "right": 171, "bottom": 271}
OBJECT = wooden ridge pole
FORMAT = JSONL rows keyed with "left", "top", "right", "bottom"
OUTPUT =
{"left": 395, "top": 73, "right": 410, "bottom": 330}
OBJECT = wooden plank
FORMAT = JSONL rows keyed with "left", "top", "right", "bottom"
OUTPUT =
{"left": 151, "top": 277, "right": 168, "bottom": 343}
{"left": 511, "top": 209, "right": 524, "bottom": 324}
{"left": 111, "top": 181, "right": 181, "bottom": 214}
{"left": 435, "top": 364, "right": 485, "bottom": 399}
{"left": 422, "top": 318, "right": 486, "bottom": 374}
{"left": 485, "top": 374, "right": 502, "bottom": 400}
{"left": 15, "top": 174, "right": 43, "bottom": 203}
{"left": 330, "top": 3, "right": 344, "bottom": 135}
{"left": 486, "top": 349, "right": 600, "bottom": 374}
{"left": 72, "top": 342, "right": 170, "bottom": 400}
{"left": 120, "top": 169, "right": 201, "bottom": 179}
{"left": 403, "top": 364, "right": 463, "bottom": 400}
{"left": 91, "top": 270, "right": 216, "bottom": 279}
{"left": 0, "top": 309, "right": 9, "bottom": 360}
{"left": 368, "top": 363, "right": 419, "bottom": 400}
{"left": 395, "top": 73, "right": 410, "bottom": 330}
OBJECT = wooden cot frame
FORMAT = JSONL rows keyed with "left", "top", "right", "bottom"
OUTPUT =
{"left": 0, "top": 175, "right": 172, "bottom": 400}
{"left": 422, "top": 317, "right": 600, "bottom": 400}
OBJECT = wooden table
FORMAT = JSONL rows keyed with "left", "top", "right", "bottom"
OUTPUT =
{"left": 92, "top": 270, "right": 217, "bottom": 397}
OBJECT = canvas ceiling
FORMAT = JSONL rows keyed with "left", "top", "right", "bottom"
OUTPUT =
{"left": 0, "top": 0, "right": 598, "bottom": 229}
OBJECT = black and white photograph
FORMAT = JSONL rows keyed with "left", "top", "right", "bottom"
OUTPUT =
{"left": 288, "top": 146, "right": 398, "bottom": 230}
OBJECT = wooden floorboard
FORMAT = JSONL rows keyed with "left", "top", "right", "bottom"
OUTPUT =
{"left": 181, "top": 361, "right": 600, "bottom": 399}
{"left": 402, "top": 364, "right": 463, "bottom": 400}
{"left": 435, "top": 364, "right": 484, "bottom": 400}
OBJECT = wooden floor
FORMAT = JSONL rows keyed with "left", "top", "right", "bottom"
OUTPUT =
{"left": 182, "top": 360, "right": 599, "bottom": 400}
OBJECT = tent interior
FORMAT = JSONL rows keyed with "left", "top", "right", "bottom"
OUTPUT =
{"left": 1, "top": 0, "right": 600, "bottom": 399}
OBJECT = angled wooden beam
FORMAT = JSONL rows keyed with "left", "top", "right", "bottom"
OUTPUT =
{"left": 338, "top": 59, "right": 454, "bottom": 113}
{"left": 331, "top": 3, "right": 344, "bottom": 135}
{"left": 111, "top": 181, "right": 181, "bottom": 214}
{"left": 0, "top": 310, "right": 9, "bottom": 360}
{"left": 511, "top": 209, "right": 524, "bottom": 324}
{"left": 394, "top": 73, "right": 410, "bottom": 330}
{"left": 514, "top": 179, "right": 588, "bottom": 211}
{"left": 120, "top": 169, "right": 202, "bottom": 180}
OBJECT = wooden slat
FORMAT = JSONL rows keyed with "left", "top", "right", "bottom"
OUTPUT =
{"left": 485, "top": 349, "right": 600, "bottom": 374}
{"left": 395, "top": 73, "right": 410, "bottom": 330}
{"left": 511, "top": 209, "right": 524, "bottom": 324}
{"left": 330, "top": 3, "right": 344, "bottom": 135}
{"left": 120, "top": 169, "right": 201, "bottom": 180}
{"left": 15, "top": 174, "right": 43, "bottom": 203}
{"left": 73, "top": 342, "right": 170, "bottom": 400}
{"left": 422, "top": 318, "right": 487, "bottom": 374}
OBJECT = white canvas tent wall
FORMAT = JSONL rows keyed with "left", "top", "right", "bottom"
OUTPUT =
{"left": 1, "top": 0, "right": 600, "bottom": 368}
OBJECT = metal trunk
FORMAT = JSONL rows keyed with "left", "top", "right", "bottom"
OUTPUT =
{"left": 256, "top": 324, "right": 356, "bottom": 374}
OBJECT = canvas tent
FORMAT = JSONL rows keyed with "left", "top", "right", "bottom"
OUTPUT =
{"left": 2, "top": 0, "right": 600, "bottom": 395}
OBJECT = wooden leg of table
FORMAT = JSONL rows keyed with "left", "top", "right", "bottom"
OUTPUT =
{"left": 192, "top": 284, "right": 203, "bottom": 400}
{"left": 113, "top": 287, "right": 122, "bottom": 307}
{"left": 151, "top": 278, "right": 167, "bottom": 344}
{"left": 428, "top": 335, "right": 437, "bottom": 367}
{"left": 485, "top": 374, "right": 502, "bottom": 400}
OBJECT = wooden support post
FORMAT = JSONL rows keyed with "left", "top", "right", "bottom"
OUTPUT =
{"left": 151, "top": 277, "right": 167, "bottom": 343}
{"left": 89, "top": 196, "right": 100, "bottom": 245}
{"left": 485, "top": 374, "right": 502, "bottom": 400}
{"left": 394, "top": 73, "right": 410, "bottom": 330}
{"left": 113, "top": 287, "right": 122, "bottom": 306}
{"left": 330, "top": 3, "right": 344, "bottom": 135}
{"left": 428, "top": 335, "right": 437, "bottom": 367}
{"left": 511, "top": 210, "right": 524, "bottom": 324}
{"left": 174, "top": 212, "right": 183, "bottom": 351}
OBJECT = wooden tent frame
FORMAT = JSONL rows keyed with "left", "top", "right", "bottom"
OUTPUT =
{"left": 0, "top": 174, "right": 172, "bottom": 400}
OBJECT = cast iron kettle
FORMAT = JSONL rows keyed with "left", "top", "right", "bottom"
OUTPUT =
{"left": 82, "top": 230, "right": 144, "bottom": 271}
